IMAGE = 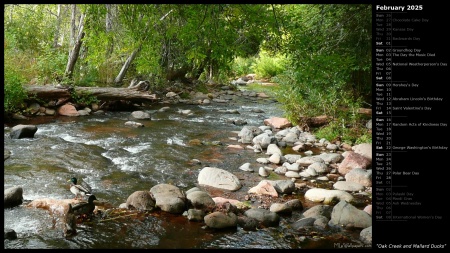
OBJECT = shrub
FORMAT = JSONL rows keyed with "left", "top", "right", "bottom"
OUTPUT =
{"left": 4, "top": 65, "right": 28, "bottom": 114}
{"left": 251, "top": 50, "right": 288, "bottom": 79}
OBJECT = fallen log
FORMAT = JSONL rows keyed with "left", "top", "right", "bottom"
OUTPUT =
{"left": 22, "top": 85, "right": 159, "bottom": 103}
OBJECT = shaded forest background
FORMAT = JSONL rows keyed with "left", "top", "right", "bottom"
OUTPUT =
{"left": 4, "top": 4, "right": 372, "bottom": 144}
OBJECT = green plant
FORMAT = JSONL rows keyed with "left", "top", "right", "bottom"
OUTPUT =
{"left": 314, "top": 117, "right": 372, "bottom": 146}
{"left": 251, "top": 50, "right": 288, "bottom": 79}
{"left": 4, "top": 65, "right": 28, "bottom": 114}
{"left": 231, "top": 56, "right": 257, "bottom": 77}
{"left": 70, "top": 90, "right": 99, "bottom": 106}
{"left": 35, "top": 47, "right": 68, "bottom": 84}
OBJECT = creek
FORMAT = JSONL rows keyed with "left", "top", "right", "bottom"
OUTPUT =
{"left": 4, "top": 86, "right": 367, "bottom": 249}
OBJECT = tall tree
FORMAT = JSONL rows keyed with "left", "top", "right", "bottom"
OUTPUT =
{"left": 113, "top": 6, "right": 173, "bottom": 85}
{"left": 64, "top": 4, "right": 85, "bottom": 80}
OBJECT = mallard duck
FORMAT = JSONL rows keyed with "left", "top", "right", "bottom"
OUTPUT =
{"left": 68, "top": 177, "right": 92, "bottom": 200}
{"left": 72, "top": 195, "right": 97, "bottom": 218}
{"left": 63, "top": 203, "right": 77, "bottom": 238}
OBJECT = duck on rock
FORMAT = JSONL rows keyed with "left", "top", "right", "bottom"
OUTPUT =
{"left": 72, "top": 195, "right": 97, "bottom": 218}
{"left": 63, "top": 203, "right": 77, "bottom": 238}
{"left": 68, "top": 177, "right": 92, "bottom": 200}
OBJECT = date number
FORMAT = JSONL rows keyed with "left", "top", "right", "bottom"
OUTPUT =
{"left": 407, "top": 5, "right": 423, "bottom": 10}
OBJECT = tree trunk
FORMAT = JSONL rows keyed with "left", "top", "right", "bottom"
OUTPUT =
{"left": 52, "top": 4, "right": 62, "bottom": 49}
{"left": 64, "top": 12, "right": 85, "bottom": 80}
{"left": 70, "top": 4, "right": 77, "bottom": 50}
{"left": 113, "top": 46, "right": 141, "bottom": 85}
{"left": 113, "top": 9, "right": 173, "bottom": 85}
{"left": 22, "top": 85, "right": 159, "bottom": 103}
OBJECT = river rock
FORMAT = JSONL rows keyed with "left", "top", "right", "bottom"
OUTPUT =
{"left": 4, "top": 186, "right": 23, "bottom": 208}
{"left": 186, "top": 209, "right": 206, "bottom": 222}
{"left": 284, "top": 154, "right": 302, "bottom": 164}
{"left": 304, "top": 188, "right": 354, "bottom": 204}
{"left": 204, "top": 211, "right": 238, "bottom": 229}
{"left": 338, "top": 151, "right": 371, "bottom": 176}
{"left": 352, "top": 143, "right": 372, "bottom": 161}
{"left": 303, "top": 205, "right": 333, "bottom": 219}
{"left": 9, "top": 124, "right": 38, "bottom": 139}
{"left": 360, "top": 226, "right": 372, "bottom": 244}
{"left": 186, "top": 190, "right": 216, "bottom": 212}
{"left": 282, "top": 132, "right": 299, "bottom": 144}
{"left": 292, "top": 217, "right": 316, "bottom": 231}
{"left": 198, "top": 167, "right": 242, "bottom": 191}
{"left": 237, "top": 216, "right": 259, "bottom": 231}
{"left": 244, "top": 208, "right": 280, "bottom": 227}
{"left": 317, "top": 153, "right": 344, "bottom": 164}
{"left": 296, "top": 156, "right": 325, "bottom": 166}
{"left": 57, "top": 104, "right": 79, "bottom": 116}
{"left": 364, "top": 205, "right": 372, "bottom": 216}
{"left": 248, "top": 180, "right": 278, "bottom": 197}
{"left": 283, "top": 162, "right": 299, "bottom": 172}
{"left": 285, "top": 171, "right": 301, "bottom": 178}
{"left": 256, "top": 158, "right": 270, "bottom": 164}
{"left": 313, "top": 215, "right": 330, "bottom": 229}
{"left": 268, "top": 153, "right": 283, "bottom": 164}
{"left": 150, "top": 184, "right": 186, "bottom": 214}
{"left": 125, "top": 191, "right": 156, "bottom": 211}
{"left": 285, "top": 199, "right": 303, "bottom": 211}
{"left": 266, "top": 144, "right": 282, "bottom": 156}
{"left": 239, "top": 162, "right": 254, "bottom": 172}
{"left": 269, "top": 203, "right": 292, "bottom": 214}
{"left": 4, "top": 228, "right": 17, "bottom": 240}
{"left": 269, "top": 180, "right": 295, "bottom": 194}
{"left": 329, "top": 200, "right": 372, "bottom": 229}
{"left": 252, "top": 133, "right": 277, "bottom": 149}
{"left": 131, "top": 110, "right": 151, "bottom": 120}
{"left": 345, "top": 168, "right": 372, "bottom": 187}
{"left": 264, "top": 117, "right": 292, "bottom": 129}
{"left": 308, "top": 162, "right": 331, "bottom": 174}
{"left": 238, "top": 126, "right": 261, "bottom": 144}
{"left": 333, "top": 181, "right": 365, "bottom": 192}
{"left": 259, "top": 167, "right": 269, "bottom": 177}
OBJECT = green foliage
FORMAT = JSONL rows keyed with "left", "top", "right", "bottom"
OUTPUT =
{"left": 4, "top": 4, "right": 372, "bottom": 144}
{"left": 231, "top": 56, "right": 256, "bottom": 78}
{"left": 194, "top": 82, "right": 210, "bottom": 94}
{"left": 70, "top": 90, "right": 99, "bottom": 106}
{"left": 251, "top": 50, "right": 288, "bottom": 79}
{"left": 270, "top": 4, "right": 371, "bottom": 142}
{"left": 4, "top": 65, "right": 28, "bottom": 114}
{"left": 240, "top": 83, "right": 280, "bottom": 98}
{"left": 35, "top": 47, "right": 68, "bottom": 84}
{"left": 314, "top": 119, "right": 372, "bottom": 146}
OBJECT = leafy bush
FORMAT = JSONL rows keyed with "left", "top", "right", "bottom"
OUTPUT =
{"left": 251, "top": 50, "right": 288, "bottom": 79}
{"left": 4, "top": 66, "right": 28, "bottom": 114}
{"left": 35, "top": 47, "right": 68, "bottom": 84}
{"left": 231, "top": 56, "right": 256, "bottom": 77}
{"left": 70, "top": 90, "right": 99, "bottom": 106}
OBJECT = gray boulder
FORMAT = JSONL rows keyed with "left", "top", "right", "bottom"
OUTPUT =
{"left": 198, "top": 167, "right": 242, "bottom": 191}
{"left": 125, "top": 191, "right": 155, "bottom": 211}
{"left": 204, "top": 212, "right": 238, "bottom": 229}
{"left": 244, "top": 208, "right": 280, "bottom": 227}
{"left": 150, "top": 184, "right": 186, "bottom": 214}
{"left": 10, "top": 125, "right": 38, "bottom": 139}
{"left": 329, "top": 200, "right": 372, "bottom": 229}
{"left": 4, "top": 186, "right": 23, "bottom": 208}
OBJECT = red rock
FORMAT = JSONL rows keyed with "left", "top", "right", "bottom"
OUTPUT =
{"left": 264, "top": 117, "right": 292, "bottom": 129}
{"left": 57, "top": 104, "right": 80, "bottom": 116}
{"left": 338, "top": 151, "right": 371, "bottom": 176}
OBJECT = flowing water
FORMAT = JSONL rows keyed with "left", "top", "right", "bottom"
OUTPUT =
{"left": 4, "top": 88, "right": 368, "bottom": 249}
